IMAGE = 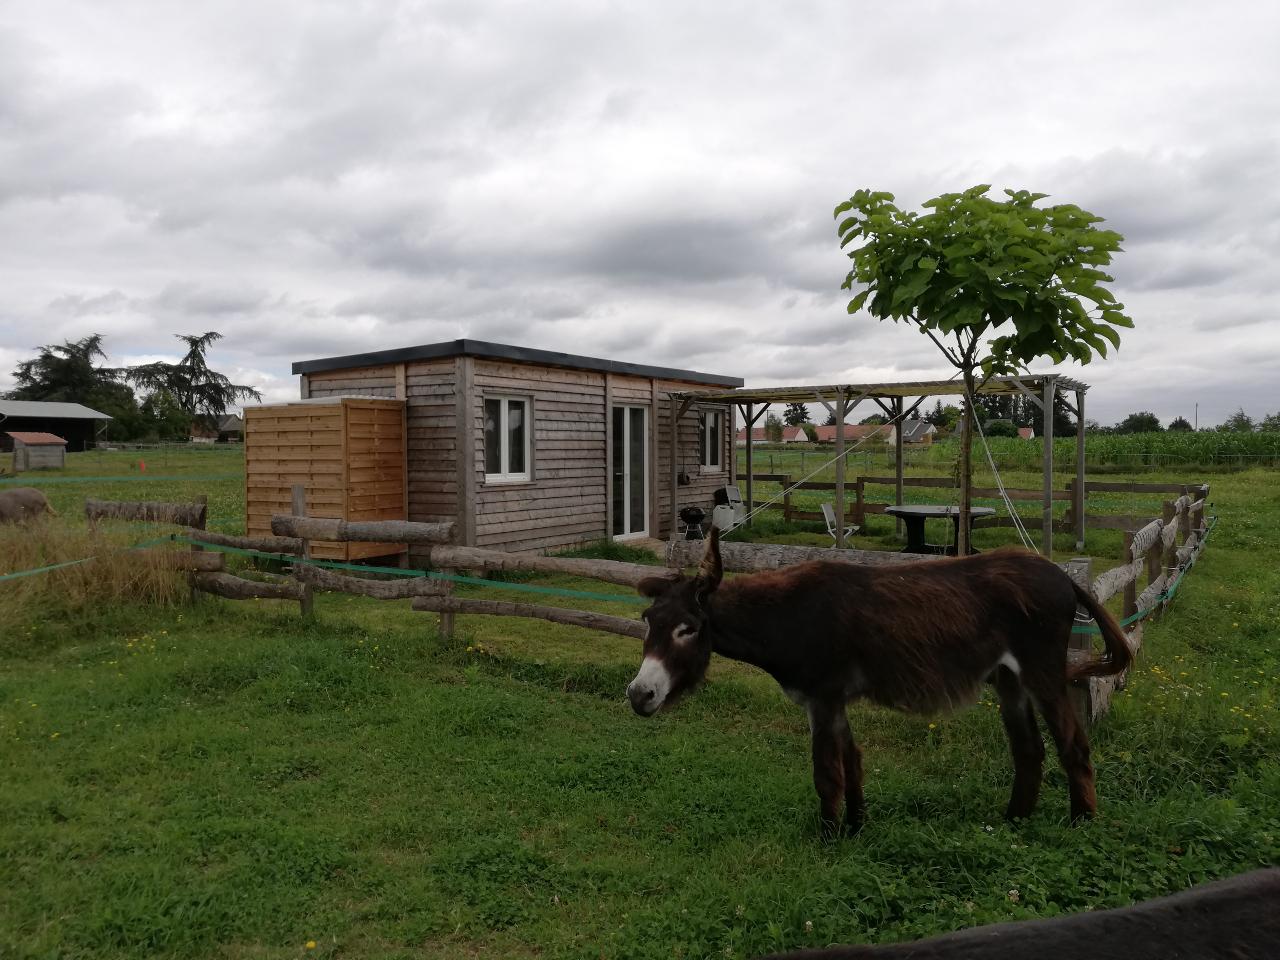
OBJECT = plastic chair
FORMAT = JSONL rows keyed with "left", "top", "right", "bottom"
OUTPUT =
{"left": 821, "top": 502, "right": 859, "bottom": 545}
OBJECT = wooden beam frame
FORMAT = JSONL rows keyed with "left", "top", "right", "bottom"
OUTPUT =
{"left": 1041, "top": 376, "right": 1056, "bottom": 557}
{"left": 834, "top": 393, "right": 847, "bottom": 546}
{"left": 1074, "top": 387, "right": 1086, "bottom": 551}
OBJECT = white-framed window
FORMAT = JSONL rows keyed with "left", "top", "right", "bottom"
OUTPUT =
{"left": 484, "top": 396, "right": 531, "bottom": 482}
{"left": 698, "top": 409, "right": 723, "bottom": 469}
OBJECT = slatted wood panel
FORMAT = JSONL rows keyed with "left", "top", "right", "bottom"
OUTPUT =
{"left": 471, "top": 360, "right": 608, "bottom": 553}
{"left": 306, "top": 365, "right": 399, "bottom": 398}
{"left": 244, "top": 398, "right": 407, "bottom": 561}
{"left": 656, "top": 381, "right": 733, "bottom": 538}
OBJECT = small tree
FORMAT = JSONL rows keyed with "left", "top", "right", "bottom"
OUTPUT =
{"left": 802, "top": 423, "right": 818, "bottom": 442}
{"left": 1259, "top": 412, "right": 1280, "bottom": 432}
{"left": 823, "top": 412, "right": 836, "bottom": 427}
{"left": 1167, "top": 416, "right": 1193, "bottom": 432}
{"left": 764, "top": 412, "right": 783, "bottom": 442}
{"left": 859, "top": 414, "right": 886, "bottom": 425}
{"left": 836, "top": 185, "right": 1131, "bottom": 553}
{"left": 984, "top": 419, "right": 1019, "bottom": 438}
{"left": 1115, "top": 411, "right": 1162, "bottom": 434}
{"left": 783, "top": 402, "right": 809, "bottom": 427}
{"left": 1217, "top": 409, "right": 1255, "bottom": 433}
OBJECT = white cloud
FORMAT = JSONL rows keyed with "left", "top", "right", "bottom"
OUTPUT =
{"left": 2, "top": 0, "right": 1279, "bottom": 428}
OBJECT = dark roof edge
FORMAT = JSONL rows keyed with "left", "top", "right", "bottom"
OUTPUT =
{"left": 291, "top": 339, "right": 743, "bottom": 389}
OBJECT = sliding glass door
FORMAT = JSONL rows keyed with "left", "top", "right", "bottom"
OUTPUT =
{"left": 611, "top": 406, "right": 647, "bottom": 538}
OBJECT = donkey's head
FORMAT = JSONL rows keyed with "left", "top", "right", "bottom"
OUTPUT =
{"left": 626, "top": 529, "right": 724, "bottom": 716}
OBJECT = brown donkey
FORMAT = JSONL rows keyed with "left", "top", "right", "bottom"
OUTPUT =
{"left": 626, "top": 530, "right": 1132, "bottom": 836}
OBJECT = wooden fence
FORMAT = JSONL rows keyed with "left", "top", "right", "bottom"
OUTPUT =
{"left": 89, "top": 482, "right": 1213, "bottom": 724}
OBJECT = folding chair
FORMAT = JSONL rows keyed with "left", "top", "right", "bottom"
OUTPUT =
{"left": 821, "top": 502, "right": 859, "bottom": 545}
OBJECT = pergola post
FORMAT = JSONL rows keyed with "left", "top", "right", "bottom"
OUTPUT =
{"left": 1074, "top": 387, "right": 1086, "bottom": 551}
{"left": 744, "top": 402, "right": 754, "bottom": 526}
{"left": 1042, "top": 377, "right": 1056, "bottom": 558}
{"left": 834, "top": 392, "right": 847, "bottom": 547}
{"left": 669, "top": 397, "right": 681, "bottom": 539}
{"left": 894, "top": 396, "right": 905, "bottom": 514}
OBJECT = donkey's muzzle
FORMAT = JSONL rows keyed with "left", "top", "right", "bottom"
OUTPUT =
{"left": 626, "top": 682, "right": 660, "bottom": 716}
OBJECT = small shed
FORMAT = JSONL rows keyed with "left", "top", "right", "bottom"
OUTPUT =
{"left": 6, "top": 431, "right": 68, "bottom": 471}
{"left": 291, "top": 339, "right": 743, "bottom": 555}
{"left": 243, "top": 397, "right": 408, "bottom": 561}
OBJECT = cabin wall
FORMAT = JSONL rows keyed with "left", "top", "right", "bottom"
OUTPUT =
{"left": 655, "top": 388, "right": 732, "bottom": 539}
{"left": 14, "top": 443, "right": 66, "bottom": 470}
{"left": 304, "top": 364, "right": 399, "bottom": 399}
{"left": 468, "top": 359, "right": 608, "bottom": 554}
{"left": 405, "top": 359, "right": 460, "bottom": 529}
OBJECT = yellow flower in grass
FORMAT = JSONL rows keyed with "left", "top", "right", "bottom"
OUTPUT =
{"left": 305, "top": 941, "right": 317, "bottom": 950}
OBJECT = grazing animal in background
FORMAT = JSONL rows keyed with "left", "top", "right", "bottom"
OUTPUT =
{"left": 757, "top": 868, "right": 1280, "bottom": 959}
{"left": 626, "top": 529, "right": 1132, "bottom": 836}
{"left": 0, "top": 487, "right": 58, "bottom": 523}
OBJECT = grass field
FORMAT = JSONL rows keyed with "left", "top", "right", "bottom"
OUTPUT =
{"left": 2, "top": 449, "right": 1277, "bottom": 959}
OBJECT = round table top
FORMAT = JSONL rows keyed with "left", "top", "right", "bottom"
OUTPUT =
{"left": 884, "top": 505, "right": 997, "bottom": 518}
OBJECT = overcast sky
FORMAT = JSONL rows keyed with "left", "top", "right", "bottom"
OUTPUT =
{"left": 2, "top": 0, "right": 1277, "bottom": 427}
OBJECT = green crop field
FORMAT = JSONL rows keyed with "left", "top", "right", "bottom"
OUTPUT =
{"left": 2, "top": 448, "right": 1277, "bottom": 959}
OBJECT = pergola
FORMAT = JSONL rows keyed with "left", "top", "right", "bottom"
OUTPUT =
{"left": 669, "top": 373, "right": 1089, "bottom": 557}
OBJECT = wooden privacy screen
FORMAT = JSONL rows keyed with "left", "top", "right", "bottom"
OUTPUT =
{"left": 244, "top": 397, "right": 408, "bottom": 561}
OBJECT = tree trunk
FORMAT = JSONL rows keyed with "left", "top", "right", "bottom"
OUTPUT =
{"left": 958, "top": 368, "right": 975, "bottom": 556}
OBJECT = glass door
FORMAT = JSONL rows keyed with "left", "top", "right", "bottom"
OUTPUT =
{"left": 611, "top": 406, "right": 647, "bottom": 538}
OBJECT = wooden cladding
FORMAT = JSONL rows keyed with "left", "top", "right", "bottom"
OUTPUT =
{"left": 244, "top": 398, "right": 408, "bottom": 561}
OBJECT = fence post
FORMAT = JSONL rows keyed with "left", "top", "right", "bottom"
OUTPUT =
{"left": 438, "top": 572, "right": 455, "bottom": 641}
{"left": 189, "top": 494, "right": 208, "bottom": 604}
{"left": 1063, "top": 557, "right": 1093, "bottom": 723}
{"left": 291, "top": 484, "right": 314, "bottom": 619}
{"left": 1121, "top": 531, "right": 1137, "bottom": 625}
{"left": 854, "top": 477, "right": 865, "bottom": 527}
{"left": 783, "top": 476, "right": 792, "bottom": 523}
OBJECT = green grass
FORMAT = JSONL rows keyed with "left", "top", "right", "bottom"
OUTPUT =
{"left": 1, "top": 453, "right": 1278, "bottom": 958}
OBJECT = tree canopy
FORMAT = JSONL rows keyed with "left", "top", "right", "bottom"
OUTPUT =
{"left": 834, "top": 184, "right": 1130, "bottom": 553}
{"left": 783, "top": 402, "right": 809, "bottom": 427}
{"left": 1167, "top": 416, "right": 1193, "bottom": 432}
{"left": 1217, "top": 409, "right": 1255, "bottom": 433}
{"left": 126, "top": 332, "right": 261, "bottom": 430}
{"left": 1115, "top": 411, "right": 1162, "bottom": 434}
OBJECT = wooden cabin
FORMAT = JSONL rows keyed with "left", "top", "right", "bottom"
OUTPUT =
{"left": 292, "top": 340, "right": 742, "bottom": 554}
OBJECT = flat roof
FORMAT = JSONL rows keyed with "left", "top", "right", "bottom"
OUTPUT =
{"left": 0, "top": 399, "right": 113, "bottom": 420}
{"left": 672, "top": 373, "right": 1087, "bottom": 404}
{"left": 292, "top": 338, "right": 744, "bottom": 389}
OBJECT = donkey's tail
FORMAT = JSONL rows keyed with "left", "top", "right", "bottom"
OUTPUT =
{"left": 1068, "top": 581, "right": 1134, "bottom": 680}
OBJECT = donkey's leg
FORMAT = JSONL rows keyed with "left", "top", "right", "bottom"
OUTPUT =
{"left": 992, "top": 666, "right": 1045, "bottom": 820}
{"left": 1036, "top": 691, "right": 1097, "bottom": 821}
{"left": 807, "top": 700, "right": 845, "bottom": 839}
{"left": 834, "top": 710, "right": 866, "bottom": 834}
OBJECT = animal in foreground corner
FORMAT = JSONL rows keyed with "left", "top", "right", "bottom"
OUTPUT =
{"left": 0, "top": 487, "right": 58, "bottom": 523}
{"left": 626, "top": 529, "right": 1132, "bottom": 836}
{"left": 758, "top": 868, "right": 1280, "bottom": 959}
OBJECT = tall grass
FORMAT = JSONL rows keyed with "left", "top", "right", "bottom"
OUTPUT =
{"left": 0, "top": 522, "right": 187, "bottom": 641}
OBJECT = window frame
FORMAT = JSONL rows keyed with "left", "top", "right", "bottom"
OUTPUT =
{"left": 698, "top": 407, "right": 724, "bottom": 472}
{"left": 483, "top": 395, "right": 533, "bottom": 484}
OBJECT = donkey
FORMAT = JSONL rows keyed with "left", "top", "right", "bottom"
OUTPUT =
{"left": 760, "top": 868, "right": 1280, "bottom": 959}
{"left": 626, "top": 529, "right": 1132, "bottom": 836}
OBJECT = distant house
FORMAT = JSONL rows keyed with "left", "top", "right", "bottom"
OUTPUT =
{"left": 812, "top": 423, "right": 891, "bottom": 444}
{"left": 1018, "top": 426, "right": 1035, "bottom": 440}
{"left": 0, "top": 400, "right": 111, "bottom": 452}
{"left": 734, "top": 424, "right": 806, "bottom": 445}
{"left": 191, "top": 413, "right": 246, "bottom": 443}
{"left": 891, "top": 419, "right": 937, "bottom": 445}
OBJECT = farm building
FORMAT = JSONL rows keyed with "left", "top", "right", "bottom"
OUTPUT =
{"left": 6, "top": 431, "right": 67, "bottom": 470}
{"left": 287, "top": 340, "right": 742, "bottom": 554}
{"left": 0, "top": 400, "right": 111, "bottom": 452}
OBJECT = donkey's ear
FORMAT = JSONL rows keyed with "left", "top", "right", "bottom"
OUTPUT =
{"left": 637, "top": 575, "right": 679, "bottom": 598}
{"left": 695, "top": 527, "right": 723, "bottom": 598}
